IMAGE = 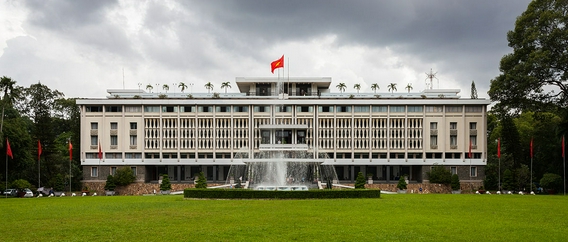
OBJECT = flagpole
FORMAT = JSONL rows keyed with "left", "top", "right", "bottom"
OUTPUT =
{"left": 563, "top": 135, "right": 565, "bottom": 196}
{"left": 530, "top": 137, "right": 533, "bottom": 193}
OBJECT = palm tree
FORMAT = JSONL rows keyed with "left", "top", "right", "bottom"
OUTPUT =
{"left": 221, "top": 82, "right": 231, "bottom": 93}
{"left": 336, "top": 83, "right": 346, "bottom": 93}
{"left": 204, "top": 82, "right": 214, "bottom": 93}
{"left": 371, "top": 83, "right": 379, "bottom": 93}
{"left": 405, "top": 83, "right": 413, "bottom": 93}
{"left": 162, "top": 84, "right": 169, "bottom": 93}
{"left": 146, "top": 84, "right": 153, "bottom": 93}
{"left": 0, "top": 76, "right": 21, "bottom": 106}
{"left": 353, "top": 83, "right": 361, "bottom": 93}
{"left": 387, "top": 83, "right": 397, "bottom": 93}
{"left": 178, "top": 82, "right": 188, "bottom": 93}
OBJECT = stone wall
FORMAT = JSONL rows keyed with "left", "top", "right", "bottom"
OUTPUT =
{"left": 82, "top": 182, "right": 224, "bottom": 196}
{"left": 366, "top": 182, "right": 483, "bottom": 194}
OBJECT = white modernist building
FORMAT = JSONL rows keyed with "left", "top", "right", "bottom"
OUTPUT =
{"left": 78, "top": 77, "right": 489, "bottom": 185}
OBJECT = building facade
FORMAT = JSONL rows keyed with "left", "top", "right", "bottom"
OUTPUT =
{"left": 78, "top": 77, "right": 489, "bottom": 185}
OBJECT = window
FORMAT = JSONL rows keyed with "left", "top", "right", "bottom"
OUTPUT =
{"left": 470, "top": 136, "right": 477, "bottom": 146}
{"left": 465, "top": 106, "right": 482, "bottom": 112}
{"left": 198, "top": 106, "right": 212, "bottom": 112}
{"left": 353, "top": 106, "right": 369, "bottom": 112}
{"left": 372, "top": 106, "right": 387, "bottom": 112}
{"left": 105, "top": 106, "right": 122, "bottom": 112}
{"left": 86, "top": 106, "right": 103, "bottom": 112}
{"left": 451, "top": 167, "right": 457, "bottom": 175}
{"left": 297, "top": 106, "right": 313, "bottom": 112}
{"left": 319, "top": 106, "right": 334, "bottom": 112}
{"left": 111, "top": 167, "right": 117, "bottom": 175}
{"left": 125, "top": 153, "right": 142, "bottom": 159}
{"left": 430, "top": 122, "right": 437, "bottom": 130}
{"left": 450, "top": 135, "right": 457, "bottom": 146}
{"left": 144, "top": 106, "right": 160, "bottom": 112}
{"left": 124, "top": 106, "right": 141, "bottom": 112}
{"left": 110, "top": 122, "right": 118, "bottom": 130}
{"left": 130, "top": 122, "right": 137, "bottom": 129}
{"left": 111, "top": 135, "right": 118, "bottom": 146}
{"left": 254, "top": 106, "right": 270, "bottom": 112}
{"left": 407, "top": 106, "right": 423, "bottom": 112}
{"left": 162, "top": 106, "right": 178, "bottom": 112}
{"left": 181, "top": 106, "right": 194, "bottom": 112}
{"left": 450, "top": 122, "right": 457, "bottom": 130}
{"left": 105, "top": 153, "right": 122, "bottom": 159}
{"left": 336, "top": 106, "right": 351, "bottom": 112}
{"left": 131, "top": 167, "right": 137, "bottom": 176}
{"left": 275, "top": 106, "right": 292, "bottom": 112}
{"left": 470, "top": 167, "right": 477, "bottom": 177}
{"left": 216, "top": 106, "right": 230, "bottom": 112}
{"left": 91, "top": 167, "right": 98, "bottom": 177}
{"left": 234, "top": 106, "right": 249, "bottom": 112}
{"left": 446, "top": 106, "right": 463, "bottom": 113}
{"left": 91, "top": 122, "right": 98, "bottom": 130}
{"left": 430, "top": 135, "right": 438, "bottom": 146}
{"left": 130, "top": 135, "right": 137, "bottom": 146}
{"left": 390, "top": 106, "right": 405, "bottom": 112}
{"left": 86, "top": 153, "right": 99, "bottom": 159}
{"left": 425, "top": 106, "right": 443, "bottom": 112}
{"left": 91, "top": 136, "right": 98, "bottom": 146}
{"left": 469, "top": 122, "right": 477, "bottom": 130}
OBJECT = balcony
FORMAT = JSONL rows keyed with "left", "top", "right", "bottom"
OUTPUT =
{"left": 259, "top": 144, "right": 309, "bottom": 151}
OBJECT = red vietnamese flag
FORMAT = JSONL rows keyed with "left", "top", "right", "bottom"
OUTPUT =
{"left": 69, "top": 140, "right": 73, "bottom": 161}
{"left": 38, "top": 140, "right": 42, "bottom": 160}
{"left": 530, "top": 138, "right": 534, "bottom": 158}
{"left": 270, "top": 55, "right": 284, "bottom": 73}
{"left": 6, "top": 139, "right": 13, "bottom": 159}
{"left": 98, "top": 140, "right": 102, "bottom": 160}
{"left": 497, "top": 138, "right": 501, "bottom": 158}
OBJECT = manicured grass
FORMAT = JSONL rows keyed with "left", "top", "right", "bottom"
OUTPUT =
{"left": 1, "top": 194, "right": 567, "bottom": 241}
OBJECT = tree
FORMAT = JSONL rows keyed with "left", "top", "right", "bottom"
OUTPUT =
{"left": 502, "top": 169, "right": 514, "bottom": 191}
{"left": 162, "top": 84, "right": 169, "bottom": 93}
{"left": 515, "top": 164, "right": 531, "bottom": 191}
{"left": 387, "top": 83, "right": 397, "bottom": 93}
{"left": 221, "top": 82, "right": 231, "bottom": 93}
{"left": 113, "top": 167, "right": 136, "bottom": 186}
{"left": 355, "top": 172, "right": 366, "bottom": 189}
{"left": 405, "top": 83, "right": 413, "bottom": 93}
{"left": 104, "top": 175, "right": 116, "bottom": 191}
{"left": 371, "top": 83, "right": 379, "bottom": 93}
{"left": 160, "top": 174, "right": 171, "bottom": 191}
{"left": 204, "top": 82, "right": 214, "bottom": 93}
{"left": 195, "top": 171, "right": 207, "bottom": 188}
{"left": 396, "top": 176, "right": 407, "bottom": 190}
{"left": 336, "top": 83, "right": 346, "bottom": 93}
{"left": 178, "top": 82, "right": 187, "bottom": 93}
{"left": 540, "top": 173, "right": 562, "bottom": 193}
{"left": 146, "top": 84, "right": 153, "bottom": 93}
{"left": 450, "top": 174, "right": 461, "bottom": 191}
{"left": 471, "top": 81, "right": 478, "bottom": 99}
{"left": 353, "top": 83, "right": 361, "bottom": 93}
{"left": 426, "top": 165, "right": 452, "bottom": 184}
{"left": 489, "top": 0, "right": 568, "bottom": 113}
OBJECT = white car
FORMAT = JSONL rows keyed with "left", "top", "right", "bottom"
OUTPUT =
{"left": 23, "top": 189, "right": 34, "bottom": 198}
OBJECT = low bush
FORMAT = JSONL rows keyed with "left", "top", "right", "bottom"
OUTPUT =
{"left": 184, "top": 189, "right": 381, "bottom": 199}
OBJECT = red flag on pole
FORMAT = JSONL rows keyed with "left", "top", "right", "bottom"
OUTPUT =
{"left": 69, "top": 140, "right": 73, "bottom": 161}
{"left": 38, "top": 140, "right": 42, "bottom": 160}
{"left": 497, "top": 138, "right": 501, "bottom": 158}
{"left": 271, "top": 55, "right": 284, "bottom": 73}
{"left": 6, "top": 138, "right": 13, "bottom": 159}
{"left": 98, "top": 140, "right": 102, "bottom": 160}
{"left": 469, "top": 139, "right": 472, "bottom": 158}
{"left": 530, "top": 138, "right": 534, "bottom": 158}
{"left": 562, "top": 135, "right": 565, "bottom": 158}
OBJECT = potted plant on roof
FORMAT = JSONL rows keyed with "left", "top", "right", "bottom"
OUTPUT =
{"left": 397, "top": 176, "right": 407, "bottom": 194}
{"left": 104, "top": 175, "right": 116, "bottom": 196}
{"left": 160, "top": 174, "right": 172, "bottom": 195}
{"left": 451, "top": 174, "right": 461, "bottom": 194}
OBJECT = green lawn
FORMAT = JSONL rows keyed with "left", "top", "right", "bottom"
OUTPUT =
{"left": 1, "top": 194, "right": 567, "bottom": 241}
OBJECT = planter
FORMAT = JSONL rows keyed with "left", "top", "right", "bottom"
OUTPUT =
{"left": 397, "top": 189, "right": 407, "bottom": 194}
{"left": 161, "top": 190, "right": 171, "bottom": 195}
{"left": 451, "top": 190, "right": 461, "bottom": 194}
{"left": 105, "top": 190, "right": 116, "bottom": 196}
{"left": 367, "top": 179, "right": 373, "bottom": 185}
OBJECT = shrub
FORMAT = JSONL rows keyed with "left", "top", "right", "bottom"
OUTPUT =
{"left": 114, "top": 167, "right": 136, "bottom": 186}
{"left": 49, "top": 174, "right": 65, "bottom": 191}
{"left": 355, "top": 172, "right": 366, "bottom": 189}
{"left": 502, "top": 169, "right": 514, "bottom": 191}
{"left": 160, "top": 174, "right": 172, "bottom": 191}
{"left": 397, "top": 176, "right": 407, "bottom": 190}
{"left": 426, "top": 165, "right": 452, "bottom": 184}
{"left": 451, "top": 174, "right": 461, "bottom": 190}
{"left": 104, "top": 175, "right": 116, "bottom": 191}
{"left": 195, "top": 172, "right": 207, "bottom": 189}
{"left": 12, "top": 179, "right": 32, "bottom": 190}
{"left": 540, "top": 173, "right": 562, "bottom": 192}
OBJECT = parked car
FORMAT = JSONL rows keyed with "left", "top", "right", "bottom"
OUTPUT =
{"left": 22, "top": 189, "right": 34, "bottom": 198}
{"left": 3, "top": 189, "right": 17, "bottom": 196}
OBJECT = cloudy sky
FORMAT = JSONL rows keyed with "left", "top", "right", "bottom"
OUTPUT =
{"left": 0, "top": 0, "right": 531, "bottom": 98}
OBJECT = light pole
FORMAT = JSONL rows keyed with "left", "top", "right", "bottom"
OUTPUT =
{"left": 189, "top": 83, "right": 194, "bottom": 94}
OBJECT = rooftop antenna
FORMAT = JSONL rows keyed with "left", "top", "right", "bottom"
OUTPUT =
{"left": 425, "top": 68, "right": 438, "bottom": 89}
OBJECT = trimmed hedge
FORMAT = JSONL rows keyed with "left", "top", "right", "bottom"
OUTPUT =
{"left": 184, "top": 189, "right": 381, "bottom": 199}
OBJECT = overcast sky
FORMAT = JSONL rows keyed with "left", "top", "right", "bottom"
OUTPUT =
{"left": 0, "top": 0, "right": 531, "bottom": 98}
